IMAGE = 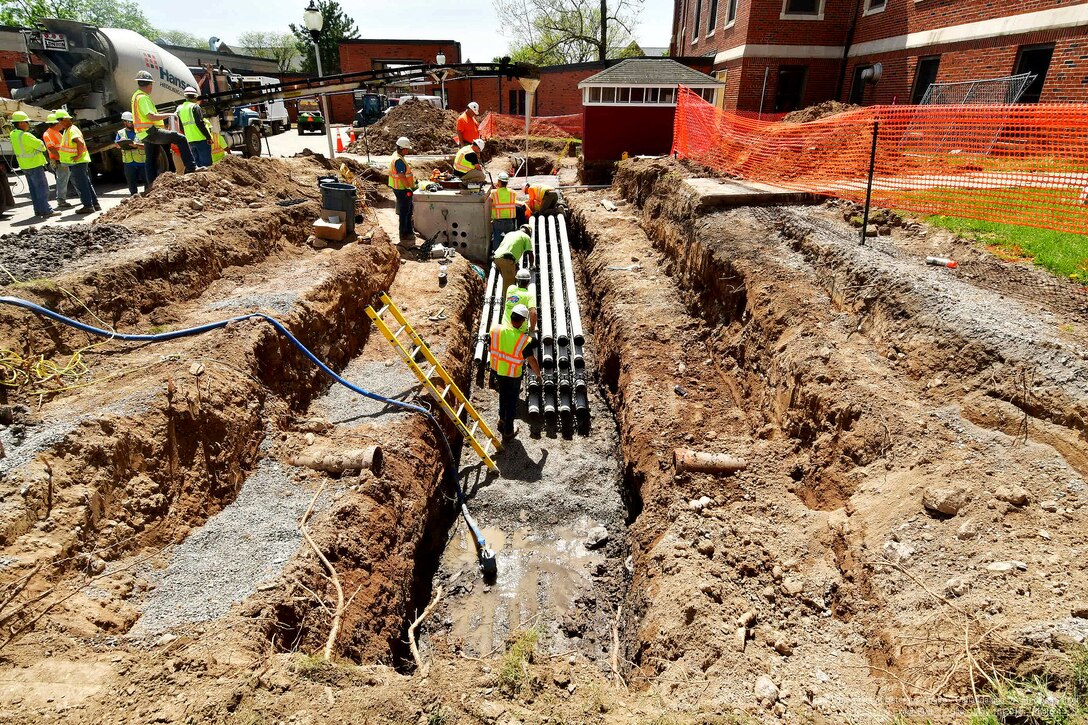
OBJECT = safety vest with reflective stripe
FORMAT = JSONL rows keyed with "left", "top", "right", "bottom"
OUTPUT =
{"left": 453, "top": 145, "right": 476, "bottom": 173}
{"left": 526, "top": 185, "right": 544, "bottom": 214}
{"left": 9, "top": 129, "right": 47, "bottom": 170}
{"left": 115, "top": 128, "right": 145, "bottom": 164}
{"left": 388, "top": 153, "right": 415, "bottom": 190}
{"left": 489, "top": 324, "right": 530, "bottom": 377}
{"left": 58, "top": 125, "right": 90, "bottom": 165}
{"left": 43, "top": 126, "right": 62, "bottom": 161}
{"left": 490, "top": 186, "right": 517, "bottom": 219}
{"left": 177, "top": 101, "right": 208, "bottom": 142}
{"left": 503, "top": 285, "right": 535, "bottom": 331}
{"left": 131, "top": 90, "right": 163, "bottom": 140}
{"left": 211, "top": 132, "right": 228, "bottom": 163}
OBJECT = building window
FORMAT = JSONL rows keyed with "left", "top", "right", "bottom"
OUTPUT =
{"left": 707, "top": 0, "right": 718, "bottom": 32}
{"left": 692, "top": 0, "right": 702, "bottom": 41}
{"left": 910, "top": 56, "right": 941, "bottom": 104}
{"left": 508, "top": 89, "right": 526, "bottom": 114}
{"left": 782, "top": 0, "right": 823, "bottom": 18}
{"left": 727, "top": 0, "right": 738, "bottom": 25}
{"left": 775, "top": 65, "right": 808, "bottom": 112}
{"left": 588, "top": 87, "right": 602, "bottom": 103}
{"left": 1014, "top": 43, "right": 1055, "bottom": 104}
{"left": 864, "top": 0, "right": 886, "bottom": 14}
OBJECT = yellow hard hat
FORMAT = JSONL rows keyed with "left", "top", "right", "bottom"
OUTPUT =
{"left": 46, "top": 113, "right": 58, "bottom": 123}
{"left": 10, "top": 111, "right": 30, "bottom": 122}
{"left": 53, "top": 109, "right": 72, "bottom": 119}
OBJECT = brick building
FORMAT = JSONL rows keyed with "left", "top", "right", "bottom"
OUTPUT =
{"left": 670, "top": 0, "right": 1088, "bottom": 111}
{"left": 334, "top": 39, "right": 461, "bottom": 122}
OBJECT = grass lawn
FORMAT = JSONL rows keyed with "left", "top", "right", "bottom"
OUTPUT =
{"left": 925, "top": 214, "right": 1088, "bottom": 282}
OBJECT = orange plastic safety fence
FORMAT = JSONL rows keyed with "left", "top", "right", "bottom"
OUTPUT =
{"left": 672, "top": 86, "right": 1088, "bottom": 235}
{"left": 479, "top": 112, "right": 583, "bottom": 140}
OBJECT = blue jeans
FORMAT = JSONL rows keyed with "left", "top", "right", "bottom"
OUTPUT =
{"left": 123, "top": 162, "right": 146, "bottom": 195}
{"left": 393, "top": 188, "right": 413, "bottom": 239}
{"left": 25, "top": 166, "right": 51, "bottom": 216}
{"left": 50, "top": 161, "right": 71, "bottom": 204}
{"left": 491, "top": 218, "right": 517, "bottom": 252}
{"left": 190, "top": 140, "right": 212, "bottom": 167}
{"left": 66, "top": 163, "right": 98, "bottom": 208}
{"left": 143, "top": 127, "right": 195, "bottom": 186}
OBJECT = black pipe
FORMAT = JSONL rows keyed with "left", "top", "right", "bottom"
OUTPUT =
{"left": 859, "top": 120, "right": 880, "bottom": 246}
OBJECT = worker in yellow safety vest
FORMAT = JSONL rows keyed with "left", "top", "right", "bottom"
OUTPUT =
{"left": 388, "top": 136, "right": 417, "bottom": 241}
{"left": 177, "top": 86, "right": 213, "bottom": 168}
{"left": 490, "top": 171, "right": 518, "bottom": 250}
{"left": 132, "top": 69, "right": 197, "bottom": 187}
{"left": 7, "top": 110, "right": 53, "bottom": 218}
{"left": 210, "top": 131, "right": 229, "bottom": 164}
{"left": 492, "top": 223, "right": 534, "bottom": 298}
{"left": 503, "top": 268, "right": 537, "bottom": 333}
{"left": 452, "top": 138, "right": 485, "bottom": 185}
{"left": 54, "top": 110, "right": 99, "bottom": 214}
{"left": 489, "top": 303, "right": 541, "bottom": 442}
{"left": 114, "top": 112, "right": 147, "bottom": 195}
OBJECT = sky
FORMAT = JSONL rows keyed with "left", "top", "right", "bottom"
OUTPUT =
{"left": 140, "top": 0, "right": 675, "bottom": 61}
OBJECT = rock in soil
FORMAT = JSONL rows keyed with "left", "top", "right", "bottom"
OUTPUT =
{"left": 922, "top": 485, "right": 967, "bottom": 516}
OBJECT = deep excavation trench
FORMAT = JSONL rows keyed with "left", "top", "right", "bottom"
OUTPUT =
{"left": 555, "top": 157, "right": 1088, "bottom": 719}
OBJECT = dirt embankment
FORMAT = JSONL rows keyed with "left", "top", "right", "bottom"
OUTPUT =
{"left": 558, "top": 158, "right": 1088, "bottom": 720}
{"left": 782, "top": 100, "right": 860, "bottom": 123}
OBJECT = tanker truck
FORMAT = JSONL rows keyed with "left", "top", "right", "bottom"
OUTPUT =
{"left": 10, "top": 18, "right": 268, "bottom": 172}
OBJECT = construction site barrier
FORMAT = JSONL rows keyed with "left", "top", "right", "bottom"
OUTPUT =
{"left": 479, "top": 112, "right": 583, "bottom": 140}
{"left": 672, "top": 87, "right": 1088, "bottom": 236}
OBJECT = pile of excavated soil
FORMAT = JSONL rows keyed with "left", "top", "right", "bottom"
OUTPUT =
{"left": 347, "top": 100, "right": 459, "bottom": 155}
{"left": 0, "top": 224, "right": 145, "bottom": 281}
{"left": 783, "top": 100, "right": 860, "bottom": 123}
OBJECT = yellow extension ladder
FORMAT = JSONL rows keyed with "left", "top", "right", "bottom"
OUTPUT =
{"left": 365, "top": 292, "right": 501, "bottom": 470}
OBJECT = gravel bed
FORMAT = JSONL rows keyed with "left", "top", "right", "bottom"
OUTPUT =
{"left": 0, "top": 224, "right": 145, "bottom": 281}
{"left": 129, "top": 458, "right": 330, "bottom": 636}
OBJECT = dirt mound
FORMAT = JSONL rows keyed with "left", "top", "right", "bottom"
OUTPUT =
{"left": 347, "top": 100, "right": 458, "bottom": 155}
{"left": 0, "top": 224, "right": 145, "bottom": 281}
{"left": 783, "top": 100, "right": 860, "bottom": 123}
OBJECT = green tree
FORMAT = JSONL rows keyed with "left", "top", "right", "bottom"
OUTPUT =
{"left": 238, "top": 31, "right": 300, "bottom": 71}
{"left": 156, "top": 29, "right": 206, "bottom": 48}
{"left": 617, "top": 40, "right": 644, "bottom": 59}
{"left": 499, "top": 0, "right": 643, "bottom": 65}
{"left": 0, "top": 0, "right": 157, "bottom": 39}
{"left": 289, "top": 0, "right": 359, "bottom": 75}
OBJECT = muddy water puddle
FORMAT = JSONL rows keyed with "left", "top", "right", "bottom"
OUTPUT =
{"left": 439, "top": 516, "right": 606, "bottom": 656}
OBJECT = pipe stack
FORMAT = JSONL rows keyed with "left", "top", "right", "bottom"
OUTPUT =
{"left": 530, "top": 211, "right": 590, "bottom": 429}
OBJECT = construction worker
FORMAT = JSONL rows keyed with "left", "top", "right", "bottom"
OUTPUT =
{"left": 8, "top": 111, "right": 53, "bottom": 218}
{"left": 177, "top": 86, "right": 213, "bottom": 167}
{"left": 132, "top": 69, "right": 197, "bottom": 186}
{"left": 455, "top": 101, "right": 480, "bottom": 146}
{"left": 503, "top": 268, "right": 537, "bottom": 333}
{"left": 490, "top": 171, "right": 518, "bottom": 250}
{"left": 210, "top": 130, "right": 229, "bottom": 164}
{"left": 452, "top": 138, "right": 485, "bottom": 186}
{"left": 523, "top": 182, "right": 558, "bottom": 219}
{"left": 114, "top": 112, "right": 146, "bottom": 195}
{"left": 489, "top": 303, "right": 541, "bottom": 442}
{"left": 388, "top": 136, "right": 416, "bottom": 241}
{"left": 54, "top": 110, "right": 99, "bottom": 214}
{"left": 42, "top": 113, "right": 72, "bottom": 209}
{"left": 492, "top": 223, "right": 534, "bottom": 297}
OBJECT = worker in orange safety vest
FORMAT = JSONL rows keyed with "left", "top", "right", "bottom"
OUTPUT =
{"left": 489, "top": 304, "right": 541, "bottom": 442}
{"left": 455, "top": 101, "right": 480, "bottom": 146}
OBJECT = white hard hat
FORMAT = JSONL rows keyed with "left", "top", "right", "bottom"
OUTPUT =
{"left": 472, "top": 138, "right": 485, "bottom": 148}
{"left": 512, "top": 304, "right": 529, "bottom": 318}
{"left": 497, "top": 171, "right": 509, "bottom": 182}
{"left": 468, "top": 101, "right": 479, "bottom": 113}
{"left": 134, "top": 70, "right": 153, "bottom": 82}
{"left": 121, "top": 111, "right": 134, "bottom": 122}
{"left": 183, "top": 86, "right": 199, "bottom": 96}
{"left": 396, "top": 136, "right": 412, "bottom": 149}
{"left": 516, "top": 268, "right": 531, "bottom": 282}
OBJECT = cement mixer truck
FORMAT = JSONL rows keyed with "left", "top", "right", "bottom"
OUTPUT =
{"left": 9, "top": 18, "right": 269, "bottom": 172}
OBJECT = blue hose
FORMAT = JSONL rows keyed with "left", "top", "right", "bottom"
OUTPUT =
{"left": 0, "top": 295, "right": 494, "bottom": 559}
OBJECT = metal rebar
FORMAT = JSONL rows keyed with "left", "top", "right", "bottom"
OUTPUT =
{"left": 859, "top": 119, "right": 879, "bottom": 246}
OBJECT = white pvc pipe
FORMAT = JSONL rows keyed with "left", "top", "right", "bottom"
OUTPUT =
{"left": 549, "top": 216, "right": 568, "bottom": 346}
{"left": 537, "top": 214, "right": 554, "bottom": 347}
{"left": 473, "top": 265, "right": 499, "bottom": 363}
{"left": 557, "top": 215, "right": 584, "bottom": 346}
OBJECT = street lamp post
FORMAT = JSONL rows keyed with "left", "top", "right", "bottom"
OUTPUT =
{"left": 303, "top": 0, "right": 336, "bottom": 159}
{"left": 435, "top": 50, "right": 449, "bottom": 109}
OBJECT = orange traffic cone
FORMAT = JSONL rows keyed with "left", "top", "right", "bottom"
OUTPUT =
{"left": 349, "top": 129, "right": 356, "bottom": 143}
{"left": 336, "top": 130, "right": 345, "bottom": 153}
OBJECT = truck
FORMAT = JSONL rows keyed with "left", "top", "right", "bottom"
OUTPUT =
{"left": 11, "top": 18, "right": 275, "bottom": 170}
